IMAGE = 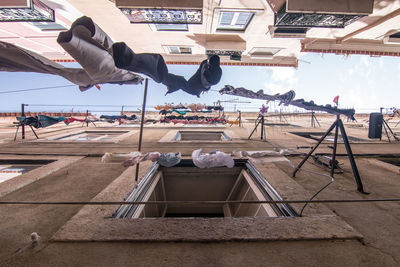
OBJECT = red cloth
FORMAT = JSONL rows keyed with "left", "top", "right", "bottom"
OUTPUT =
{"left": 64, "top": 117, "right": 86, "bottom": 124}
{"left": 333, "top": 95, "right": 339, "bottom": 105}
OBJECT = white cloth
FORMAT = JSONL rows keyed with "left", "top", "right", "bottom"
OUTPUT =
{"left": 192, "top": 148, "right": 234, "bottom": 168}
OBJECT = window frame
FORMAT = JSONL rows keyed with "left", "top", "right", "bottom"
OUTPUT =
{"left": 216, "top": 11, "right": 254, "bottom": 31}
{"left": 163, "top": 45, "right": 193, "bottom": 55}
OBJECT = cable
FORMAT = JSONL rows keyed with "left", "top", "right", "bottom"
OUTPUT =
{"left": 0, "top": 199, "right": 398, "bottom": 206}
{"left": 0, "top": 85, "right": 76, "bottom": 94}
{"left": 25, "top": 104, "right": 141, "bottom": 107}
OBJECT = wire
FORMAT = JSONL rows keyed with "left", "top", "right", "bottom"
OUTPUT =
{"left": 25, "top": 104, "right": 141, "bottom": 107}
{"left": 0, "top": 199, "right": 398, "bottom": 206}
{"left": 0, "top": 85, "right": 76, "bottom": 94}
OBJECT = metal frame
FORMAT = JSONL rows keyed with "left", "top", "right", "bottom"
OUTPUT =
{"left": 292, "top": 115, "right": 368, "bottom": 194}
{"left": 248, "top": 114, "right": 266, "bottom": 140}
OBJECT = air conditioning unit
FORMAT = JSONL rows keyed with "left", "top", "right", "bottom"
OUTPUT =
{"left": 269, "top": 27, "right": 307, "bottom": 38}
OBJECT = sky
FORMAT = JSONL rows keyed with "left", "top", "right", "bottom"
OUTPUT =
{"left": 0, "top": 52, "right": 399, "bottom": 114}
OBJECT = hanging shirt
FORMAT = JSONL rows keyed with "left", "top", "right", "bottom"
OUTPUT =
{"left": 192, "top": 148, "right": 234, "bottom": 168}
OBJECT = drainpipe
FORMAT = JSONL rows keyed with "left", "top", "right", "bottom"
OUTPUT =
{"left": 135, "top": 78, "right": 148, "bottom": 181}
{"left": 336, "top": 8, "right": 400, "bottom": 43}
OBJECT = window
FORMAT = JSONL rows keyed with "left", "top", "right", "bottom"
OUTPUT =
{"left": 114, "top": 160, "right": 297, "bottom": 219}
{"left": 384, "top": 31, "right": 400, "bottom": 44}
{"left": 29, "top": 21, "right": 67, "bottom": 31}
{"left": 249, "top": 47, "right": 282, "bottom": 59}
{"left": 164, "top": 46, "right": 192, "bottom": 54}
{"left": 217, "top": 11, "right": 253, "bottom": 31}
{"left": 155, "top": 23, "right": 188, "bottom": 31}
{"left": 270, "top": 27, "right": 308, "bottom": 38}
{"left": 0, "top": 159, "right": 54, "bottom": 184}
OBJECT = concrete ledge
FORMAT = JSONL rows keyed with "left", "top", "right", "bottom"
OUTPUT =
{"left": 52, "top": 159, "right": 362, "bottom": 242}
{"left": 52, "top": 215, "right": 362, "bottom": 242}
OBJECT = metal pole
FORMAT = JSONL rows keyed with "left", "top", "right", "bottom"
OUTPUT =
{"left": 311, "top": 111, "right": 314, "bottom": 127}
{"left": 338, "top": 119, "right": 367, "bottom": 194}
{"left": 293, "top": 120, "right": 337, "bottom": 177}
{"left": 330, "top": 115, "right": 340, "bottom": 178}
{"left": 29, "top": 125, "right": 39, "bottom": 139}
{"left": 261, "top": 115, "right": 264, "bottom": 140}
{"left": 135, "top": 78, "right": 149, "bottom": 181}
{"left": 86, "top": 110, "right": 89, "bottom": 127}
{"left": 383, "top": 119, "right": 399, "bottom": 141}
{"left": 248, "top": 115, "right": 262, "bottom": 139}
{"left": 21, "top": 103, "right": 25, "bottom": 139}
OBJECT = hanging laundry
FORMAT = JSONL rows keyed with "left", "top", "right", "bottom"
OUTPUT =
{"left": 220, "top": 85, "right": 355, "bottom": 119}
{"left": 171, "top": 119, "right": 189, "bottom": 124}
{"left": 219, "top": 85, "right": 295, "bottom": 105}
{"left": 63, "top": 117, "right": 86, "bottom": 125}
{"left": 192, "top": 148, "right": 234, "bottom": 168}
{"left": 290, "top": 99, "right": 355, "bottom": 120}
{"left": 226, "top": 119, "right": 239, "bottom": 125}
{"left": 0, "top": 18, "right": 143, "bottom": 91}
{"left": 16, "top": 115, "right": 65, "bottom": 128}
{"left": 158, "top": 152, "right": 181, "bottom": 167}
{"left": 259, "top": 104, "right": 269, "bottom": 116}
{"left": 186, "top": 55, "right": 222, "bottom": 97}
{"left": 206, "top": 106, "right": 224, "bottom": 111}
{"left": 101, "top": 152, "right": 143, "bottom": 163}
{"left": 187, "top": 103, "right": 205, "bottom": 112}
{"left": 0, "top": 41, "right": 112, "bottom": 91}
{"left": 99, "top": 114, "right": 137, "bottom": 123}
{"left": 57, "top": 16, "right": 143, "bottom": 91}
{"left": 16, "top": 116, "right": 40, "bottom": 128}
{"left": 102, "top": 151, "right": 181, "bottom": 167}
{"left": 174, "top": 104, "right": 187, "bottom": 109}
{"left": 122, "top": 152, "right": 161, "bottom": 167}
{"left": 162, "top": 73, "right": 188, "bottom": 95}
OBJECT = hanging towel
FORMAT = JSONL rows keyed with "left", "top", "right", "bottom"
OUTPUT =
{"left": 192, "top": 148, "right": 234, "bottom": 168}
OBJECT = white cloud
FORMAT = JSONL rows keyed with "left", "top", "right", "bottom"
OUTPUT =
{"left": 360, "top": 55, "right": 370, "bottom": 68}
{"left": 271, "top": 67, "right": 298, "bottom": 84}
{"left": 264, "top": 82, "right": 284, "bottom": 94}
{"left": 262, "top": 67, "right": 298, "bottom": 94}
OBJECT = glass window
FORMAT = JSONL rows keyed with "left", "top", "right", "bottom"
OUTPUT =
{"left": 155, "top": 24, "right": 188, "bottom": 31}
{"left": 166, "top": 46, "right": 192, "bottom": 54}
{"left": 29, "top": 21, "right": 67, "bottom": 31}
{"left": 217, "top": 11, "right": 253, "bottom": 31}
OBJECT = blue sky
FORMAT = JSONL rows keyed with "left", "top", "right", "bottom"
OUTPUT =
{"left": 0, "top": 52, "right": 399, "bottom": 114}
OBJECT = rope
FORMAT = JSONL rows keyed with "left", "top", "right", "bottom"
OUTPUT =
{"left": 0, "top": 198, "right": 399, "bottom": 206}
{"left": 0, "top": 85, "right": 76, "bottom": 94}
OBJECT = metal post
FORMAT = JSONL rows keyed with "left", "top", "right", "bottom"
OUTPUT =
{"left": 383, "top": 119, "right": 399, "bottom": 141}
{"left": 293, "top": 120, "right": 337, "bottom": 177}
{"left": 248, "top": 115, "right": 262, "bottom": 139}
{"left": 311, "top": 111, "right": 314, "bottom": 127}
{"left": 29, "top": 125, "right": 39, "bottom": 139}
{"left": 86, "top": 110, "right": 89, "bottom": 127}
{"left": 21, "top": 104, "right": 25, "bottom": 139}
{"left": 135, "top": 78, "right": 149, "bottom": 181}
{"left": 239, "top": 110, "right": 242, "bottom": 127}
{"left": 338, "top": 119, "right": 367, "bottom": 194}
{"left": 330, "top": 115, "right": 340, "bottom": 178}
{"left": 260, "top": 115, "right": 264, "bottom": 140}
